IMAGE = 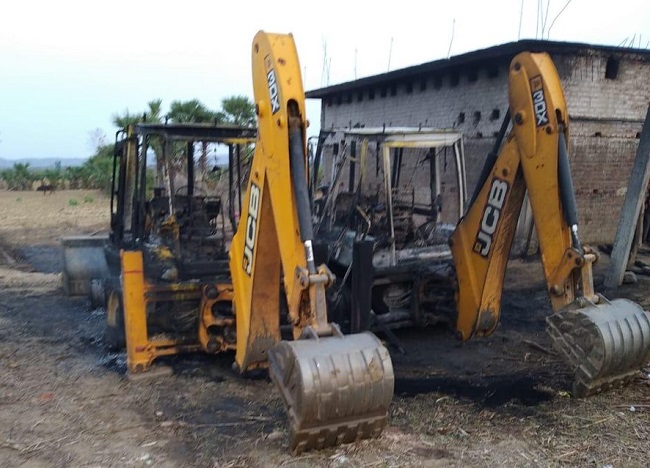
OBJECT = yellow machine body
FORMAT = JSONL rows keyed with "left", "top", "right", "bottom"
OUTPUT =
{"left": 120, "top": 250, "right": 235, "bottom": 374}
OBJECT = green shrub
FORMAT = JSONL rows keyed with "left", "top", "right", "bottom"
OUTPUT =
{"left": 15, "top": 197, "right": 22, "bottom": 202}
{"left": 68, "top": 198, "right": 79, "bottom": 206}
{"left": 83, "top": 195, "right": 94, "bottom": 203}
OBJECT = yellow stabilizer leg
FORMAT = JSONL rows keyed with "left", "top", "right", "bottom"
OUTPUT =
{"left": 121, "top": 250, "right": 155, "bottom": 374}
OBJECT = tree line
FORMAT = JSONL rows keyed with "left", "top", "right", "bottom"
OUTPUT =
{"left": 0, "top": 96, "right": 255, "bottom": 192}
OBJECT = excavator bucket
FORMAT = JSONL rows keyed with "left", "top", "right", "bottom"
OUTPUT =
{"left": 267, "top": 331, "right": 394, "bottom": 455}
{"left": 547, "top": 298, "right": 650, "bottom": 397}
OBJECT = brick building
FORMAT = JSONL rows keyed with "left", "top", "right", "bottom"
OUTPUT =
{"left": 306, "top": 40, "right": 650, "bottom": 246}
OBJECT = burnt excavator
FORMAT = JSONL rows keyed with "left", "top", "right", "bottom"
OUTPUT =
{"left": 63, "top": 31, "right": 395, "bottom": 454}
{"left": 61, "top": 31, "right": 650, "bottom": 455}
{"left": 313, "top": 50, "right": 650, "bottom": 398}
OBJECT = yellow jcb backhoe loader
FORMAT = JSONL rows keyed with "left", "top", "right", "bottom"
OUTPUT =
{"left": 231, "top": 32, "right": 650, "bottom": 449}
{"left": 63, "top": 32, "right": 395, "bottom": 455}
{"left": 110, "top": 31, "right": 395, "bottom": 454}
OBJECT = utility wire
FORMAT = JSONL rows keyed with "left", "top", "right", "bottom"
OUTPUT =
{"left": 447, "top": 18, "right": 456, "bottom": 58}
{"left": 542, "top": 0, "right": 551, "bottom": 38}
{"left": 536, "top": 0, "right": 541, "bottom": 39}
{"left": 518, "top": 0, "right": 525, "bottom": 40}
{"left": 547, "top": 0, "right": 574, "bottom": 39}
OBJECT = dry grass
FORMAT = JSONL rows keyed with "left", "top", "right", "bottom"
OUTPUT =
{"left": 0, "top": 189, "right": 110, "bottom": 245}
{"left": 0, "top": 189, "right": 649, "bottom": 467}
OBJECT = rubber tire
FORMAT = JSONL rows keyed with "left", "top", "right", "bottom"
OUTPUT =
{"left": 326, "top": 285, "right": 352, "bottom": 334}
{"left": 371, "top": 285, "right": 390, "bottom": 316}
{"left": 105, "top": 284, "right": 126, "bottom": 351}
{"left": 89, "top": 278, "right": 106, "bottom": 309}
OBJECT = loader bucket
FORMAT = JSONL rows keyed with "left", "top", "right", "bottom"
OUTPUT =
{"left": 267, "top": 330, "right": 394, "bottom": 455}
{"left": 61, "top": 235, "right": 110, "bottom": 297}
{"left": 547, "top": 298, "right": 650, "bottom": 397}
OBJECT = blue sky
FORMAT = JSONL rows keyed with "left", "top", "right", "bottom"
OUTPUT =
{"left": 1, "top": 0, "right": 648, "bottom": 160}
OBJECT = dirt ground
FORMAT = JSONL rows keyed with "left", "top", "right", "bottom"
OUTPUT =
{"left": 0, "top": 189, "right": 649, "bottom": 468}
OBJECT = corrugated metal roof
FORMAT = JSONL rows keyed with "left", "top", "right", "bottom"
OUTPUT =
{"left": 306, "top": 39, "right": 650, "bottom": 98}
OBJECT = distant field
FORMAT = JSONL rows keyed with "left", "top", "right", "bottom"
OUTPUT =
{"left": 0, "top": 189, "right": 110, "bottom": 246}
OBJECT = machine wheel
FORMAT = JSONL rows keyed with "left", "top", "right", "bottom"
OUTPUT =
{"left": 105, "top": 285, "right": 126, "bottom": 351}
{"left": 89, "top": 278, "right": 106, "bottom": 309}
{"left": 371, "top": 285, "right": 390, "bottom": 316}
{"left": 326, "top": 285, "right": 352, "bottom": 333}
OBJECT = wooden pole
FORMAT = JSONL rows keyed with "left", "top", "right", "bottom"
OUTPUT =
{"left": 604, "top": 104, "right": 650, "bottom": 288}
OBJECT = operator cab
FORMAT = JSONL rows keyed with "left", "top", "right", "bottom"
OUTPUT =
{"left": 108, "top": 123, "right": 256, "bottom": 281}
{"left": 312, "top": 127, "right": 467, "bottom": 330}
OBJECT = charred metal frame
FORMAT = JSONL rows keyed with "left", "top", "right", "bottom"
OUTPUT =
{"left": 110, "top": 122, "right": 256, "bottom": 250}
{"left": 313, "top": 127, "right": 467, "bottom": 334}
{"left": 338, "top": 128, "right": 468, "bottom": 265}
{"left": 107, "top": 123, "right": 257, "bottom": 375}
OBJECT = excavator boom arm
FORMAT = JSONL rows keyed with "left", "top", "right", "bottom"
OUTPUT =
{"left": 229, "top": 32, "right": 313, "bottom": 372}
{"left": 450, "top": 52, "right": 650, "bottom": 395}
{"left": 229, "top": 31, "right": 394, "bottom": 454}
{"left": 451, "top": 52, "right": 575, "bottom": 339}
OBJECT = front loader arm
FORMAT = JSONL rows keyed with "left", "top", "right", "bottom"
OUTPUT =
{"left": 450, "top": 52, "right": 650, "bottom": 396}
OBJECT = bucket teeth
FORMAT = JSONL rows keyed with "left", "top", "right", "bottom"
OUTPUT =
{"left": 267, "top": 331, "right": 394, "bottom": 455}
{"left": 546, "top": 298, "right": 650, "bottom": 397}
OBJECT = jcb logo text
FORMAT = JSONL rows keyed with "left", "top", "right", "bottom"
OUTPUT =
{"left": 267, "top": 68, "right": 280, "bottom": 114}
{"left": 243, "top": 183, "right": 261, "bottom": 275}
{"left": 530, "top": 76, "right": 549, "bottom": 127}
{"left": 474, "top": 178, "right": 509, "bottom": 257}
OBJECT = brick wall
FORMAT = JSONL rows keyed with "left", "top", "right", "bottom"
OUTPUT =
{"left": 569, "top": 132, "right": 640, "bottom": 242}
{"left": 316, "top": 50, "right": 650, "bottom": 245}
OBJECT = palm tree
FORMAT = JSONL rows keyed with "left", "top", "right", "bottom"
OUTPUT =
{"left": 168, "top": 100, "right": 221, "bottom": 174}
{"left": 43, "top": 161, "right": 63, "bottom": 188}
{"left": 112, "top": 99, "right": 164, "bottom": 183}
{"left": 112, "top": 111, "right": 141, "bottom": 129}
{"left": 64, "top": 166, "right": 86, "bottom": 189}
{"left": 146, "top": 99, "right": 163, "bottom": 123}
{"left": 221, "top": 95, "right": 255, "bottom": 126}
{"left": 220, "top": 96, "right": 256, "bottom": 190}
{"left": 12, "top": 162, "right": 33, "bottom": 190}
{"left": 112, "top": 99, "right": 163, "bottom": 128}
{"left": 168, "top": 99, "right": 219, "bottom": 124}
